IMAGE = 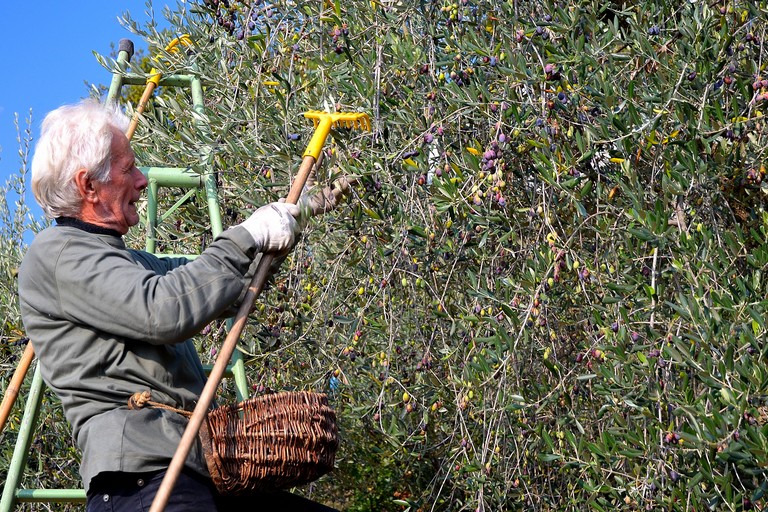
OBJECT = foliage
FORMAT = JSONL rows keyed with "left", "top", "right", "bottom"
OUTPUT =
{"left": 0, "top": 113, "right": 37, "bottom": 346}
{"left": 2, "top": 0, "right": 768, "bottom": 510}
{"left": 0, "top": 114, "right": 75, "bottom": 509}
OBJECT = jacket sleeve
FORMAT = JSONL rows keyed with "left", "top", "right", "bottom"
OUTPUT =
{"left": 52, "top": 226, "right": 259, "bottom": 345}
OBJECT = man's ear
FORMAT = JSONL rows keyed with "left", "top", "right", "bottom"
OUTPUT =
{"left": 74, "top": 169, "right": 99, "bottom": 204}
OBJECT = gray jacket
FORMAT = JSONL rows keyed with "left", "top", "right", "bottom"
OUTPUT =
{"left": 18, "top": 220, "right": 260, "bottom": 491}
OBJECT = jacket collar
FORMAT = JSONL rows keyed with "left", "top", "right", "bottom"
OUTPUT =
{"left": 55, "top": 217, "right": 123, "bottom": 238}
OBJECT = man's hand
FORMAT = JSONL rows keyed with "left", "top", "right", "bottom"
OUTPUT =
{"left": 281, "top": 167, "right": 357, "bottom": 225}
{"left": 298, "top": 174, "right": 356, "bottom": 217}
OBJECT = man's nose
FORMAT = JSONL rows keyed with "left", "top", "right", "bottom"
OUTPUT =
{"left": 135, "top": 167, "right": 148, "bottom": 190}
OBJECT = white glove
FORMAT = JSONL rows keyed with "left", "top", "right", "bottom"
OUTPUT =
{"left": 240, "top": 202, "right": 301, "bottom": 253}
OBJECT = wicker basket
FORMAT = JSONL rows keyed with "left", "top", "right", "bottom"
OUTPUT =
{"left": 198, "top": 390, "right": 338, "bottom": 495}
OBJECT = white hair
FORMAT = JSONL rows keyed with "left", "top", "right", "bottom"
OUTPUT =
{"left": 31, "top": 99, "right": 130, "bottom": 219}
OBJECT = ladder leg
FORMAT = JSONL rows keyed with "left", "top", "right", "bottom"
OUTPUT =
{"left": 146, "top": 179, "right": 159, "bottom": 253}
{"left": 106, "top": 40, "right": 135, "bottom": 103}
{"left": 1, "top": 364, "right": 45, "bottom": 512}
{"left": 190, "top": 73, "right": 249, "bottom": 402}
{"left": 229, "top": 349, "right": 248, "bottom": 403}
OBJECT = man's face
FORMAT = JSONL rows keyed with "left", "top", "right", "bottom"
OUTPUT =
{"left": 92, "top": 127, "right": 147, "bottom": 234}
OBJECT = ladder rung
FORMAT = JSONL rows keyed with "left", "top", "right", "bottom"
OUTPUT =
{"left": 202, "top": 364, "right": 235, "bottom": 378}
{"left": 139, "top": 167, "right": 203, "bottom": 188}
{"left": 16, "top": 489, "right": 86, "bottom": 503}
{"left": 121, "top": 73, "right": 195, "bottom": 87}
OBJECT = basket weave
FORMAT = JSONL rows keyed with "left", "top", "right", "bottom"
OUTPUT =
{"left": 198, "top": 390, "right": 338, "bottom": 495}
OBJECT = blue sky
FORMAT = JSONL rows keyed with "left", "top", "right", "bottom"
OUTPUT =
{"left": 0, "top": 1, "right": 173, "bottom": 220}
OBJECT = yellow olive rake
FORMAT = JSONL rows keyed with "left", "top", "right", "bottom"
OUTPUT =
{"left": 150, "top": 109, "right": 371, "bottom": 512}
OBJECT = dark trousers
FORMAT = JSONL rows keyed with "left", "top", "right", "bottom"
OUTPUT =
{"left": 86, "top": 469, "right": 338, "bottom": 512}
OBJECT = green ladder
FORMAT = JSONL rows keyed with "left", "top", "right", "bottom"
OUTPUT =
{"left": 0, "top": 38, "right": 249, "bottom": 510}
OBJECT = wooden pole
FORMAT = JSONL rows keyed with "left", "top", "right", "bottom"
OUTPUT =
{"left": 0, "top": 343, "right": 35, "bottom": 434}
{"left": 150, "top": 110, "right": 369, "bottom": 511}
{"left": 125, "top": 82, "right": 158, "bottom": 141}
{"left": 148, "top": 154, "right": 317, "bottom": 512}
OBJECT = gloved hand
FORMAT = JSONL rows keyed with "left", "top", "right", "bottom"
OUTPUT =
{"left": 299, "top": 177, "right": 355, "bottom": 217}
{"left": 239, "top": 202, "right": 302, "bottom": 253}
{"left": 295, "top": 168, "right": 356, "bottom": 219}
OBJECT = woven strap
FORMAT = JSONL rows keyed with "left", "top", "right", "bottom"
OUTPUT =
{"left": 126, "top": 390, "right": 218, "bottom": 484}
{"left": 127, "top": 390, "right": 192, "bottom": 418}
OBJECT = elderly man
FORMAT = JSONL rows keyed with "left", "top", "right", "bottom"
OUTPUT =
{"left": 18, "top": 99, "right": 341, "bottom": 511}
